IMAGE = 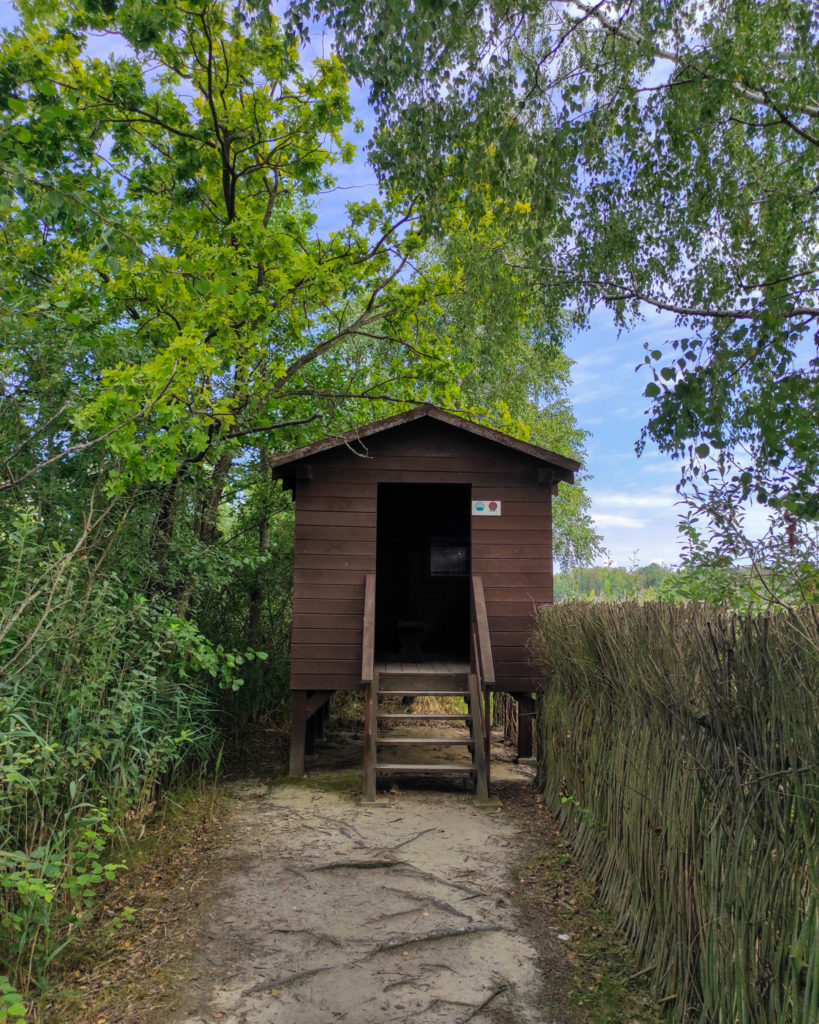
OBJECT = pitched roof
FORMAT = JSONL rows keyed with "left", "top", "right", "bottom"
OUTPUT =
{"left": 269, "top": 403, "right": 580, "bottom": 482}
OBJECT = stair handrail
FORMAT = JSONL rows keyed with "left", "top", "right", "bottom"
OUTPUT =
{"left": 471, "top": 574, "right": 495, "bottom": 686}
{"left": 362, "top": 573, "right": 376, "bottom": 685}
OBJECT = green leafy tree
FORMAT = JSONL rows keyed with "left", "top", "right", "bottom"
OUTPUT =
{"left": 299, "top": 0, "right": 819, "bottom": 540}
{"left": 1, "top": 0, "right": 455, "bottom": 520}
{"left": 413, "top": 212, "right": 602, "bottom": 566}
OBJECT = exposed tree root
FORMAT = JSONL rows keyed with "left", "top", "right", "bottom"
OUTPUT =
{"left": 268, "top": 927, "right": 341, "bottom": 947}
{"left": 246, "top": 962, "right": 336, "bottom": 994}
{"left": 245, "top": 925, "right": 503, "bottom": 995}
{"left": 308, "top": 857, "right": 403, "bottom": 871}
{"left": 388, "top": 826, "right": 438, "bottom": 850}
{"left": 379, "top": 886, "right": 472, "bottom": 921}
{"left": 363, "top": 924, "right": 502, "bottom": 959}
{"left": 457, "top": 983, "right": 509, "bottom": 1022}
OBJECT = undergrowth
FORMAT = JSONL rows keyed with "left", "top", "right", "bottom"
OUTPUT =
{"left": 0, "top": 507, "right": 289, "bottom": 1013}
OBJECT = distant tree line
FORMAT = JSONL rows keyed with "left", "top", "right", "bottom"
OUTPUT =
{"left": 554, "top": 563, "right": 673, "bottom": 603}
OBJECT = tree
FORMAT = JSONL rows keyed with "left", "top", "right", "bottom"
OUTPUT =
{"left": 298, "top": 0, "right": 819, "bottom": 539}
{"left": 415, "top": 218, "right": 602, "bottom": 566}
{"left": 1, "top": 0, "right": 601, "bottom": 566}
{"left": 0, "top": 1, "right": 603, "bottom": 995}
{"left": 1, "top": 0, "right": 453, "bottom": 516}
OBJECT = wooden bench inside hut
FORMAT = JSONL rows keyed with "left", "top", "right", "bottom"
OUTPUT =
{"left": 270, "top": 404, "right": 580, "bottom": 800}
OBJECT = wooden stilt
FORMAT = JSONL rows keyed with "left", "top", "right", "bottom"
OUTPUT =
{"left": 468, "top": 673, "right": 489, "bottom": 802}
{"left": 483, "top": 688, "right": 492, "bottom": 788}
{"left": 515, "top": 694, "right": 535, "bottom": 759}
{"left": 305, "top": 708, "right": 317, "bottom": 755}
{"left": 289, "top": 691, "right": 307, "bottom": 776}
{"left": 362, "top": 675, "right": 378, "bottom": 801}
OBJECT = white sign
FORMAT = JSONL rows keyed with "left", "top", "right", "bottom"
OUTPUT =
{"left": 472, "top": 500, "right": 501, "bottom": 516}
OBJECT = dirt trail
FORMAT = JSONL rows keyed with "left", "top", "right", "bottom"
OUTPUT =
{"left": 167, "top": 765, "right": 571, "bottom": 1024}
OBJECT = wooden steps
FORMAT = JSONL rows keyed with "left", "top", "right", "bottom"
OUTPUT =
{"left": 377, "top": 736, "right": 473, "bottom": 746}
{"left": 374, "top": 689, "right": 468, "bottom": 697}
{"left": 377, "top": 713, "right": 470, "bottom": 722}
{"left": 363, "top": 665, "right": 488, "bottom": 801}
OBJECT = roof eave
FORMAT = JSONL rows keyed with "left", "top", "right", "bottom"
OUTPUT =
{"left": 269, "top": 404, "right": 581, "bottom": 482}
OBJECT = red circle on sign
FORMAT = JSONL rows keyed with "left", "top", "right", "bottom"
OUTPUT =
{"left": 488, "top": 501, "right": 498, "bottom": 511}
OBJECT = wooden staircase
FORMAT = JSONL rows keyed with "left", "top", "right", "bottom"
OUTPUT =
{"left": 361, "top": 575, "right": 493, "bottom": 802}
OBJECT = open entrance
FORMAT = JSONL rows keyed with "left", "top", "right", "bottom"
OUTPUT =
{"left": 375, "top": 484, "right": 471, "bottom": 663}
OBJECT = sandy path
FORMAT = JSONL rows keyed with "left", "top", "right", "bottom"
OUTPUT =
{"left": 169, "top": 771, "right": 569, "bottom": 1024}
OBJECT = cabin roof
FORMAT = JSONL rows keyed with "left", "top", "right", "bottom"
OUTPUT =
{"left": 269, "top": 403, "right": 580, "bottom": 483}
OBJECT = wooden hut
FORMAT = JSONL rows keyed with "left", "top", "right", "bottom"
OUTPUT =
{"left": 270, "top": 404, "right": 579, "bottom": 798}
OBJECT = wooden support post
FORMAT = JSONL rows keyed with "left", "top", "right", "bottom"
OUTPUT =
{"left": 468, "top": 673, "right": 489, "bottom": 802}
{"left": 362, "top": 673, "right": 378, "bottom": 801}
{"left": 483, "top": 688, "right": 492, "bottom": 788}
{"left": 305, "top": 708, "right": 317, "bottom": 755}
{"left": 515, "top": 694, "right": 535, "bottom": 759}
{"left": 504, "top": 694, "right": 514, "bottom": 744}
{"left": 362, "top": 682, "right": 372, "bottom": 798}
{"left": 289, "top": 691, "right": 307, "bottom": 776}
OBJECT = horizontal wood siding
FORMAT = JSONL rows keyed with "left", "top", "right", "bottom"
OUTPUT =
{"left": 287, "top": 418, "right": 553, "bottom": 693}
{"left": 471, "top": 475, "right": 550, "bottom": 691}
{"left": 289, "top": 475, "right": 376, "bottom": 691}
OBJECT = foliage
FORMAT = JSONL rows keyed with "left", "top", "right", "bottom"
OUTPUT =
{"left": 417, "top": 224, "right": 602, "bottom": 566}
{"left": 668, "top": 504, "right": 819, "bottom": 608}
{"left": 554, "top": 561, "right": 672, "bottom": 602}
{"left": 0, "top": 0, "right": 455, "bottom": 507}
{"left": 531, "top": 601, "right": 819, "bottom": 1024}
{"left": 0, "top": 976, "right": 26, "bottom": 1023}
{"left": 0, "top": 0, "right": 600, "bottom": 997}
{"left": 298, "top": 0, "right": 819, "bottom": 539}
{"left": 0, "top": 508, "right": 227, "bottom": 997}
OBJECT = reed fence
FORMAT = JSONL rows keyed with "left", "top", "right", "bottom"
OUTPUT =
{"left": 531, "top": 602, "right": 818, "bottom": 1023}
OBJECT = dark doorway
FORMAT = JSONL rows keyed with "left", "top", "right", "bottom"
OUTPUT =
{"left": 375, "top": 484, "right": 471, "bottom": 662}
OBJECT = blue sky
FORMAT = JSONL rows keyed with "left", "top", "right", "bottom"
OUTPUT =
{"left": 566, "top": 311, "right": 690, "bottom": 566}
{"left": 0, "top": 2, "right": 692, "bottom": 566}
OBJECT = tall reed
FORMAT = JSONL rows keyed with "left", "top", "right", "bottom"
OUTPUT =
{"left": 532, "top": 603, "right": 818, "bottom": 1024}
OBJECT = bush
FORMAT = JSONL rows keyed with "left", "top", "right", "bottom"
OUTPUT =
{"left": 0, "top": 513, "right": 227, "bottom": 998}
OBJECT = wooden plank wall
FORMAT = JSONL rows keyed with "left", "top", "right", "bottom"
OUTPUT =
{"left": 288, "top": 418, "right": 552, "bottom": 693}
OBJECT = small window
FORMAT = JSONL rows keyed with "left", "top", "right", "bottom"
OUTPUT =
{"left": 429, "top": 537, "right": 470, "bottom": 577}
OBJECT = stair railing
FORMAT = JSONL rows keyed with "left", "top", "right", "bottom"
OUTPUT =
{"left": 470, "top": 575, "right": 494, "bottom": 796}
{"left": 362, "top": 573, "right": 376, "bottom": 687}
{"left": 471, "top": 574, "right": 495, "bottom": 686}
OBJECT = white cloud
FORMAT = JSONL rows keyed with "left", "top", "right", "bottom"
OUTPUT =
{"left": 592, "top": 513, "right": 646, "bottom": 529}
{"left": 592, "top": 490, "right": 679, "bottom": 511}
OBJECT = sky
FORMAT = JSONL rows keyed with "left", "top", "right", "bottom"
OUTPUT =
{"left": 0, "top": 2, "right": 700, "bottom": 567}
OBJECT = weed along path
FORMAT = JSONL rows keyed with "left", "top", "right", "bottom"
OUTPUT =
{"left": 164, "top": 767, "right": 573, "bottom": 1024}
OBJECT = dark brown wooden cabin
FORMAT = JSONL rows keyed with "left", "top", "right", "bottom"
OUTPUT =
{"left": 270, "top": 404, "right": 579, "bottom": 796}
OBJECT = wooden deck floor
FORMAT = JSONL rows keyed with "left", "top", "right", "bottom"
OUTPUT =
{"left": 375, "top": 660, "right": 470, "bottom": 675}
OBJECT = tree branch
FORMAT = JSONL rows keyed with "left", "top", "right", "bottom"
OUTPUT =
{"left": 0, "top": 366, "right": 179, "bottom": 494}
